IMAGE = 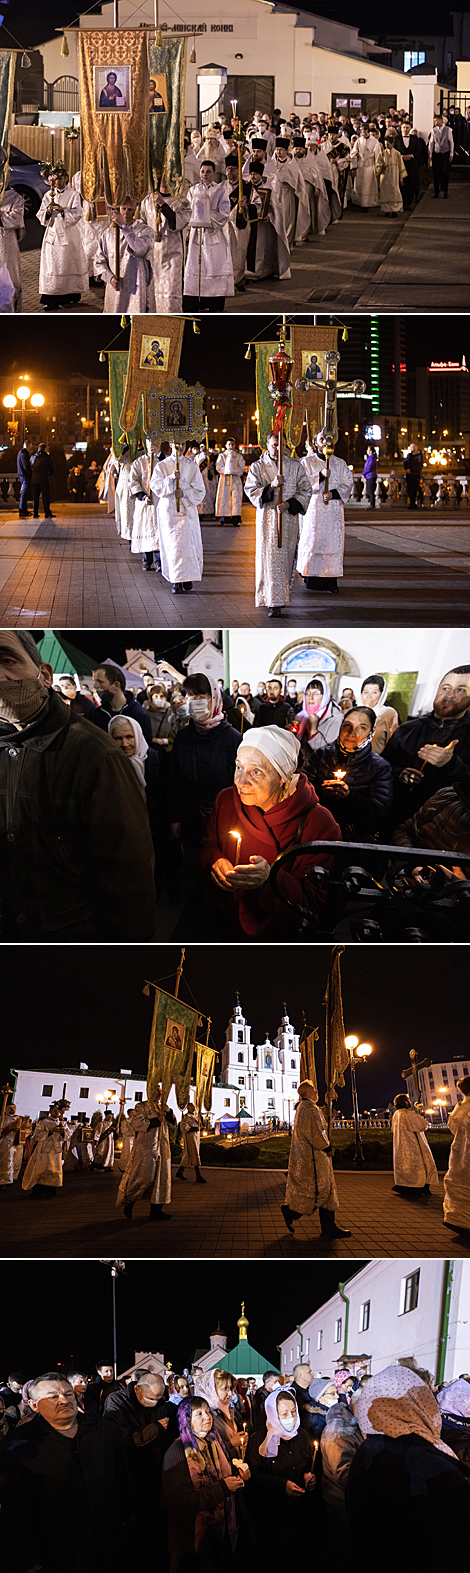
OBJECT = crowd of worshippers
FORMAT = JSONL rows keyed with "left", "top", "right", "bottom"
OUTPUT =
{"left": 1, "top": 629, "right": 469, "bottom": 940}
{"left": 0, "top": 1357, "right": 469, "bottom": 1573}
{"left": 1, "top": 104, "right": 453, "bottom": 316}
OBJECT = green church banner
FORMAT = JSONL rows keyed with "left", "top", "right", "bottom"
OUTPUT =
{"left": 148, "top": 36, "right": 187, "bottom": 196}
{"left": 108, "top": 350, "right": 142, "bottom": 460}
{"left": 0, "top": 51, "right": 16, "bottom": 207}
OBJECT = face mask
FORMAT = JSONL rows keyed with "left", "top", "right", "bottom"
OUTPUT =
{"left": 190, "top": 698, "right": 211, "bottom": 720}
{"left": 96, "top": 688, "right": 111, "bottom": 705}
{"left": 306, "top": 695, "right": 323, "bottom": 714}
{"left": 0, "top": 674, "right": 48, "bottom": 726}
{"left": 280, "top": 1416, "right": 296, "bottom": 1431}
{"left": 152, "top": 698, "right": 166, "bottom": 709}
{"left": 257, "top": 687, "right": 265, "bottom": 696}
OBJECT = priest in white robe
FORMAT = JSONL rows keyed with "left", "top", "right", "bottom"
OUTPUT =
{"left": 183, "top": 162, "right": 233, "bottom": 310}
{"left": 116, "top": 1096, "right": 173, "bottom": 1220}
{"left": 244, "top": 161, "right": 291, "bottom": 282}
{"left": 140, "top": 186, "right": 190, "bottom": 312}
{"left": 350, "top": 129, "right": 380, "bottom": 208}
{"left": 93, "top": 1114, "right": 115, "bottom": 1169}
{"left": 38, "top": 167, "right": 88, "bottom": 308}
{"left": 71, "top": 169, "right": 109, "bottom": 282}
{"left": 391, "top": 1094, "right": 438, "bottom": 1194}
{"left": 376, "top": 137, "right": 407, "bottom": 214}
{"left": 443, "top": 1076, "right": 470, "bottom": 1236}
{"left": 95, "top": 196, "right": 154, "bottom": 314}
{"left": 0, "top": 1108, "right": 22, "bottom": 1185}
{"left": 22, "top": 1106, "right": 67, "bottom": 1194}
{"left": 282, "top": 1080, "right": 351, "bottom": 1238}
{"left": 245, "top": 432, "right": 312, "bottom": 615}
{"left": 129, "top": 440, "right": 160, "bottom": 570}
{"left": 273, "top": 139, "right": 310, "bottom": 248}
{"left": 297, "top": 437, "right": 353, "bottom": 592}
{"left": 291, "top": 139, "right": 331, "bottom": 238}
{"left": 312, "top": 142, "right": 342, "bottom": 222}
{"left": 196, "top": 445, "right": 217, "bottom": 517}
{"left": 115, "top": 444, "right": 135, "bottom": 541}
{"left": 176, "top": 1106, "right": 206, "bottom": 1181}
{"left": 215, "top": 441, "right": 245, "bottom": 524}
{"left": 0, "top": 177, "right": 25, "bottom": 309}
{"left": 225, "top": 155, "right": 256, "bottom": 289}
{"left": 151, "top": 446, "right": 205, "bottom": 594}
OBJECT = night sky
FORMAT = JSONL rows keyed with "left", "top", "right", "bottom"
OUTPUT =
{"left": 1, "top": 0, "right": 453, "bottom": 50}
{"left": 1, "top": 316, "right": 469, "bottom": 388}
{"left": 0, "top": 1258, "right": 367, "bottom": 1377}
{"left": 3, "top": 945, "right": 468, "bottom": 1111}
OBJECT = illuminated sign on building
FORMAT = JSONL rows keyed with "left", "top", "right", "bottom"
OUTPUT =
{"left": 428, "top": 359, "right": 468, "bottom": 372}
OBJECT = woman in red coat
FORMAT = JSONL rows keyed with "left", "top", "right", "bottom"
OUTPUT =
{"left": 200, "top": 724, "right": 341, "bottom": 938}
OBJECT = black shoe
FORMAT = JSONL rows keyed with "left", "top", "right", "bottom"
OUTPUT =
{"left": 267, "top": 607, "right": 282, "bottom": 618}
{"left": 182, "top": 581, "right": 193, "bottom": 592}
{"left": 281, "top": 1203, "right": 295, "bottom": 1234}
{"left": 175, "top": 1168, "right": 187, "bottom": 1179}
{"left": 171, "top": 583, "right": 183, "bottom": 594}
{"left": 444, "top": 192, "right": 449, "bottom": 198}
{"left": 123, "top": 1201, "right": 134, "bottom": 1219}
{"left": 195, "top": 1170, "right": 208, "bottom": 1183}
{"left": 319, "top": 1206, "right": 351, "bottom": 1238}
{"left": 305, "top": 576, "right": 339, "bottom": 593}
{"left": 143, "top": 563, "right": 156, "bottom": 572}
{"left": 149, "top": 1204, "right": 172, "bottom": 1220}
{"left": 45, "top": 513, "right": 55, "bottom": 519}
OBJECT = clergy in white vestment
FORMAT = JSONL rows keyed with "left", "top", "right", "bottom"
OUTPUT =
{"left": 0, "top": 260, "right": 14, "bottom": 311}
{"left": 116, "top": 1097, "right": 174, "bottom": 1219}
{"left": 297, "top": 437, "right": 353, "bottom": 592}
{"left": 93, "top": 1114, "right": 115, "bottom": 1169}
{"left": 183, "top": 163, "right": 233, "bottom": 309}
{"left": 0, "top": 177, "right": 25, "bottom": 308}
{"left": 129, "top": 441, "right": 160, "bottom": 569}
{"left": 225, "top": 155, "right": 256, "bottom": 288}
{"left": 71, "top": 169, "right": 109, "bottom": 281}
{"left": 183, "top": 144, "right": 201, "bottom": 194}
{"left": 197, "top": 130, "right": 226, "bottom": 183}
{"left": 376, "top": 137, "right": 407, "bottom": 214}
{"left": 176, "top": 1106, "right": 205, "bottom": 1179}
{"left": 22, "top": 1109, "right": 66, "bottom": 1193}
{"left": 312, "top": 142, "right": 343, "bottom": 222}
{"left": 140, "top": 186, "right": 190, "bottom": 312}
{"left": 38, "top": 168, "right": 88, "bottom": 308}
{"left": 196, "top": 445, "right": 217, "bottom": 516}
{"left": 244, "top": 432, "right": 312, "bottom": 615}
{"left": 273, "top": 139, "right": 310, "bottom": 248}
{"left": 244, "top": 162, "right": 291, "bottom": 282}
{"left": 95, "top": 196, "right": 154, "bottom": 313}
{"left": 0, "top": 1109, "right": 22, "bottom": 1185}
{"left": 443, "top": 1077, "right": 470, "bottom": 1235}
{"left": 215, "top": 441, "right": 245, "bottom": 523}
{"left": 242, "top": 137, "right": 277, "bottom": 184}
{"left": 391, "top": 1094, "right": 439, "bottom": 1193}
{"left": 115, "top": 444, "right": 135, "bottom": 540}
{"left": 151, "top": 447, "right": 205, "bottom": 593}
{"left": 282, "top": 1080, "right": 351, "bottom": 1238}
{"left": 350, "top": 129, "right": 380, "bottom": 208}
{"left": 292, "top": 139, "right": 331, "bottom": 238}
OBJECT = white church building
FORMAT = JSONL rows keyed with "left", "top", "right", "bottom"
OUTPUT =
{"left": 219, "top": 995, "right": 301, "bottom": 1125}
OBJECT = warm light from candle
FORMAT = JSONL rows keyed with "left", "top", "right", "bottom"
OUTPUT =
{"left": 229, "top": 831, "right": 242, "bottom": 866}
{"left": 334, "top": 769, "right": 346, "bottom": 780}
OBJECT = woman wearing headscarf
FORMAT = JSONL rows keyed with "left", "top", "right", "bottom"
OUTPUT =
{"left": 346, "top": 1365, "right": 470, "bottom": 1573}
{"left": 391, "top": 1093, "right": 438, "bottom": 1197}
{"left": 162, "top": 1395, "right": 246, "bottom": 1573}
{"left": 360, "top": 674, "right": 399, "bottom": 754}
{"left": 143, "top": 682, "right": 175, "bottom": 744}
{"left": 108, "top": 715, "right": 169, "bottom": 897}
{"left": 200, "top": 724, "right": 341, "bottom": 939}
{"left": 304, "top": 705, "right": 393, "bottom": 843}
{"left": 437, "top": 1377, "right": 470, "bottom": 1463}
{"left": 293, "top": 675, "right": 342, "bottom": 755}
{"left": 282, "top": 1080, "right": 351, "bottom": 1238}
{"left": 169, "top": 674, "right": 239, "bottom": 857}
{"left": 197, "top": 1372, "right": 245, "bottom": 1461}
{"left": 443, "top": 1074, "right": 470, "bottom": 1239}
{"left": 247, "top": 1387, "right": 316, "bottom": 1571}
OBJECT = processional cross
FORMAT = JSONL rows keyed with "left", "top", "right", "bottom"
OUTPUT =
{"left": 295, "top": 350, "right": 367, "bottom": 500}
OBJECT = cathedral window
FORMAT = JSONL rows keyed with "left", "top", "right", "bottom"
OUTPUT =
{"left": 238, "top": 1031, "right": 243, "bottom": 1042}
{"left": 238, "top": 1052, "right": 244, "bottom": 1063}
{"left": 266, "top": 1079, "right": 273, "bottom": 1089}
{"left": 291, "top": 1059, "right": 296, "bottom": 1069}
{"left": 238, "top": 1077, "right": 245, "bottom": 1086}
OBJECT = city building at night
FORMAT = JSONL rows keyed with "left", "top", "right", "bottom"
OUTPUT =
{"left": 404, "top": 1057, "right": 470, "bottom": 1118}
{"left": 416, "top": 356, "right": 470, "bottom": 448}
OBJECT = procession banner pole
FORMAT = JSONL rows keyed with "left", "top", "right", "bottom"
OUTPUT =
{"left": 174, "top": 947, "right": 185, "bottom": 997}
{"left": 174, "top": 444, "right": 181, "bottom": 512}
{"left": 277, "top": 413, "right": 283, "bottom": 549}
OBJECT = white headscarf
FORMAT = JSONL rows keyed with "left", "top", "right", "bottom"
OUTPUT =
{"left": 355, "top": 1365, "right": 456, "bottom": 1455}
{"left": 264, "top": 1385, "right": 300, "bottom": 1456}
{"left": 237, "top": 725, "right": 300, "bottom": 781}
{"left": 362, "top": 676, "right": 388, "bottom": 715}
{"left": 437, "top": 1379, "right": 470, "bottom": 1418}
{"left": 108, "top": 714, "right": 148, "bottom": 794}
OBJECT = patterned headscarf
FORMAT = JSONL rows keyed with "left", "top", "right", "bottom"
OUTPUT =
{"left": 437, "top": 1379, "right": 470, "bottom": 1418}
{"left": 355, "top": 1365, "right": 456, "bottom": 1455}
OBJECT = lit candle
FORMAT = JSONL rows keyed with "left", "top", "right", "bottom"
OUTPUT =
{"left": 334, "top": 769, "right": 346, "bottom": 780}
{"left": 229, "top": 830, "right": 242, "bottom": 866}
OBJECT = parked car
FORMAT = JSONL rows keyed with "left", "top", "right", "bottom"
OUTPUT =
{"left": 8, "top": 144, "right": 49, "bottom": 218}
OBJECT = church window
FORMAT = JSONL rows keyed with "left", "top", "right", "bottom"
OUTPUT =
{"left": 238, "top": 1077, "right": 245, "bottom": 1086}
{"left": 238, "top": 1052, "right": 244, "bottom": 1063}
{"left": 292, "top": 1082, "right": 298, "bottom": 1090}
{"left": 318, "top": 1330, "right": 323, "bottom": 1350}
{"left": 266, "top": 1052, "right": 272, "bottom": 1067}
{"left": 267, "top": 1099, "right": 275, "bottom": 1108}
{"left": 80, "top": 1087, "right": 89, "bottom": 1098}
{"left": 266, "top": 1079, "right": 273, "bottom": 1089}
{"left": 224, "top": 1098, "right": 231, "bottom": 1106}
{"left": 291, "top": 1060, "right": 296, "bottom": 1069}
{"left": 238, "top": 1031, "right": 243, "bottom": 1042}
{"left": 334, "top": 1318, "right": 342, "bottom": 1343}
{"left": 42, "top": 1084, "right": 53, "bottom": 1096}
{"left": 135, "top": 1091, "right": 143, "bottom": 1101}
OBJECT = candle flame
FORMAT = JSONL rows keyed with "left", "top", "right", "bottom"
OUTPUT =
{"left": 229, "top": 830, "right": 242, "bottom": 865}
{"left": 334, "top": 769, "right": 346, "bottom": 780}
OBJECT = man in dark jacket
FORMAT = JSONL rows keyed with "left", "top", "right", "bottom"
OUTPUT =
{"left": 384, "top": 664, "right": 470, "bottom": 828}
{"left": 0, "top": 1373, "right": 132, "bottom": 1573}
{"left": 403, "top": 444, "right": 423, "bottom": 509}
{"left": 16, "top": 440, "right": 33, "bottom": 518}
{"left": 0, "top": 630, "right": 157, "bottom": 940}
{"left": 393, "top": 783, "right": 470, "bottom": 886}
{"left": 83, "top": 1363, "right": 119, "bottom": 1416}
{"left": 31, "top": 444, "right": 55, "bottom": 519}
{"left": 258, "top": 678, "right": 295, "bottom": 729}
{"left": 104, "top": 1368, "right": 173, "bottom": 1560}
{"left": 90, "top": 662, "right": 153, "bottom": 746}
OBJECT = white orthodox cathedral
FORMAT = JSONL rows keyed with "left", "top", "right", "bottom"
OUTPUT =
{"left": 217, "top": 995, "right": 301, "bottom": 1126}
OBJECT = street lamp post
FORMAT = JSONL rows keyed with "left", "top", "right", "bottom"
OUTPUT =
{"left": 99, "top": 1260, "right": 125, "bottom": 1379}
{"left": 3, "top": 384, "right": 45, "bottom": 446}
{"left": 345, "top": 1035, "right": 373, "bottom": 1168}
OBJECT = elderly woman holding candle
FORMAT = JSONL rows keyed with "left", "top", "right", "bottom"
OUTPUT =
{"left": 304, "top": 706, "right": 393, "bottom": 843}
{"left": 200, "top": 724, "right": 341, "bottom": 938}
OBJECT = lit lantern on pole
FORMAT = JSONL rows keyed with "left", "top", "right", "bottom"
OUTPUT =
{"left": 268, "top": 317, "right": 293, "bottom": 548}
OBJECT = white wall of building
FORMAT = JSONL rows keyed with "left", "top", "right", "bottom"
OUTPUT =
{"left": 227, "top": 627, "right": 470, "bottom": 716}
{"left": 405, "top": 1058, "right": 470, "bottom": 1117}
{"left": 39, "top": 1, "right": 420, "bottom": 129}
{"left": 279, "top": 1260, "right": 470, "bottom": 1384}
{"left": 220, "top": 998, "right": 301, "bottom": 1124}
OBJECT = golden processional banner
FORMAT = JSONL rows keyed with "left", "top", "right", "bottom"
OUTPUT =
{"left": 148, "top": 37, "right": 187, "bottom": 196}
{"left": 146, "top": 986, "right": 201, "bottom": 1110}
{"left": 0, "top": 51, "right": 16, "bottom": 207}
{"left": 78, "top": 29, "right": 149, "bottom": 205}
{"left": 195, "top": 1044, "right": 216, "bottom": 1114}
{"left": 120, "top": 315, "right": 185, "bottom": 434}
{"left": 300, "top": 1028, "right": 319, "bottom": 1095}
{"left": 289, "top": 325, "right": 338, "bottom": 447}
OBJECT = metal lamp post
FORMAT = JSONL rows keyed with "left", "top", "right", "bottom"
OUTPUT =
{"left": 345, "top": 1035, "right": 373, "bottom": 1168}
{"left": 100, "top": 1259, "right": 126, "bottom": 1378}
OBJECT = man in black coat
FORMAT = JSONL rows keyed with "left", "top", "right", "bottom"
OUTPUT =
{"left": 0, "top": 1373, "right": 133, "bottom": 1573}
{"left": 403, "top": 444, "right": 423, "bottom": 508}
{"left": 257, "top": 678, "right": 295, "bottom": 729}
{"left": 384, "top": 664, "right": 470, "bottom": 829}
{"left": 90, "top": 662, "right": 153, "bottom": 746}
{"left": 104, "top": 1372, "right": 172, "bottom": 1564}
{"left": 0, "top": 630, "right": 157, "bottom": 940}
{"left": 16, "top": 439, "right": 33, "bottom": 518}
{"left": 31, "top": 443, "right": 55, "bottom": 519}
{"left": 83, "top": 1363, "right": 119, "bottom": 1416}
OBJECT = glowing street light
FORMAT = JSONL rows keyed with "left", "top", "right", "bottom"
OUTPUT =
{"left": 345, "top": 1034, "right": 374, "bottom": 1168}
{"left": 3, "top": 382, "right": 44, "bottom": 444}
